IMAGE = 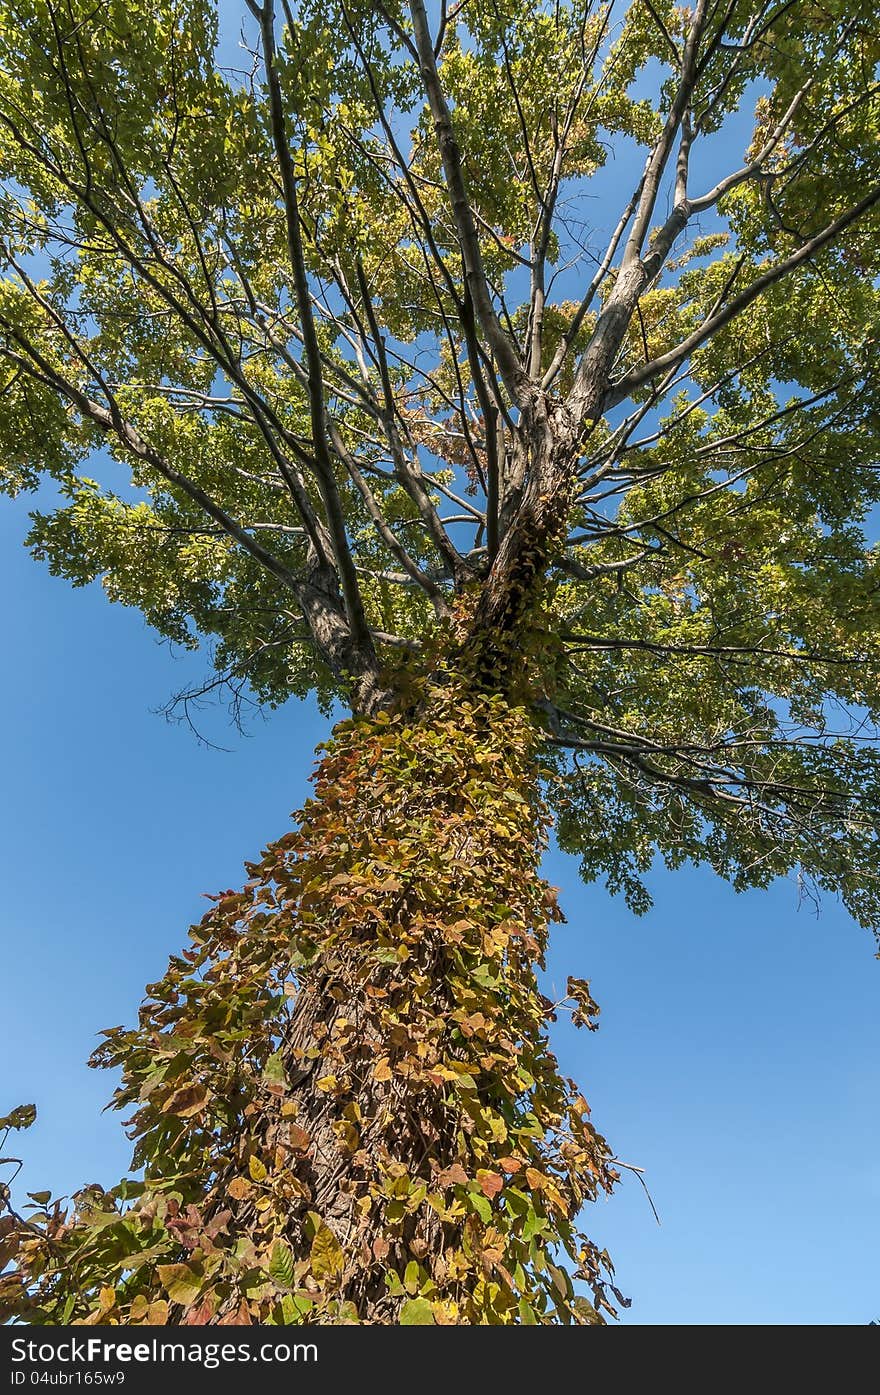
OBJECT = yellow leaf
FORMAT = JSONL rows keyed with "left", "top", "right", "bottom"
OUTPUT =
{"left": 248, "top": 1154, "right": 268, "bottom": 1182}
{"left": 309, "top": 1220, "right": 344, "bottom": 1281}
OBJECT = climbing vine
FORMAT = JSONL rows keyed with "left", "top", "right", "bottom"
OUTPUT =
{"left": 1, "top": 681, "right": 620, "bottom": 1325}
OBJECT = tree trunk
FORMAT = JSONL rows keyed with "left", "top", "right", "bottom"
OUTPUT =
{"left": 5, "top": 676, "right": 620, "bottom": 1326}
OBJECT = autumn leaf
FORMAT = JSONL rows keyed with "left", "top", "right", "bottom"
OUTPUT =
{"left": 227, "top": 1177, "right": 253, "bottom": 1201}
{"left": 183, "top": 1293, "right": 217, "bottom": 1325}
{"left": 436, "top": 1163, "right": 468, "bottom": 1188}
{"left": 156, "top": 1264, "right": 202, "bottom": 1307}
{"left": 309, "top": 1220, "right": 344, "bottom": 1281}
{"left": 161, "top": 1083, "right": 209, "bottom": 1118}
{"left": 567, "top": 978, "right": 600, "bottom": 1031}
{"left": 0, "top": 1219, "right": 20, "bottom": 1270}
{"left": 287, "top": 1123, "right": 311, "bottom": 1152}
{"left": 476, "top": 1170, "right": 503, "bottom": 1199}
{"left": 247, "top": 1155, "right": 268, "bottom": 1183}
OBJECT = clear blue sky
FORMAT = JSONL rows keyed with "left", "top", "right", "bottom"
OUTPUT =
{"left": 2, "top": 2, "right": 879, "bottom": 1326}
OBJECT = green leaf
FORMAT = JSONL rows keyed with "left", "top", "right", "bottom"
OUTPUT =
{"left": 269, "top": 1240, "right": 296, "bottom": 1290}
{"left": 399, "top": 1297, "right": 435, "bottom": 1325}
{"left": 262, "top": 1050, "right": 288, "bottom": 1091}
{"left": 518, "top": 1296, "right": 539, "bottom": 1324}
{"left": 521, "top": 1208, "right": 547, "bottom": 1243}
{"left": 0, "top": 1104, "right": 36, "bottom": 1132}
{"left": 468, "top": 1190, "right": 493, "bottom": 1224}
{"left": 280, "top": 1292, "right": 314, "bottom": 1323}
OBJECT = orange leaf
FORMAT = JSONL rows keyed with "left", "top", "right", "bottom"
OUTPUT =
{"left": 227, "top": 1177, "right": 253, "bottom": 1201}
{"left": 477, "top": 1170, "right": 503, "bottom": 1199}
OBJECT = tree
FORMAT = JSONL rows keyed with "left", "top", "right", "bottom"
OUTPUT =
{"left": 0, "top": 0, "right": 878, "bottom": 1326}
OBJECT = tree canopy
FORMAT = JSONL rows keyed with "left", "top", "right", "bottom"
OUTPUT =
{"left": 1, "top": 0, "right": 879, "bottom": 928}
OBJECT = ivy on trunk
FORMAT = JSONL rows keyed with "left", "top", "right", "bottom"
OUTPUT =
{"left": 3, "top": 661, "right": 620, "bottom": 1324}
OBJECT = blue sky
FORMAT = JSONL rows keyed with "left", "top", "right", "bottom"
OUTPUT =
{"left": 3, "top": 488, "right": 879, "bottom": 1326}
{"left": 2, "top": 0, "right": 879, "bottom": 1327}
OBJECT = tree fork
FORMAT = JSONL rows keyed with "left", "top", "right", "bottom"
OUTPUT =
{"left": 460, "top": 408, "right": 579, "bottom": 697}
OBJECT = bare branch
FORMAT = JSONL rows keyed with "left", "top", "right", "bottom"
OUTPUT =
{"left": 406, "top": 0, "right": 532, "bottom": 404}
